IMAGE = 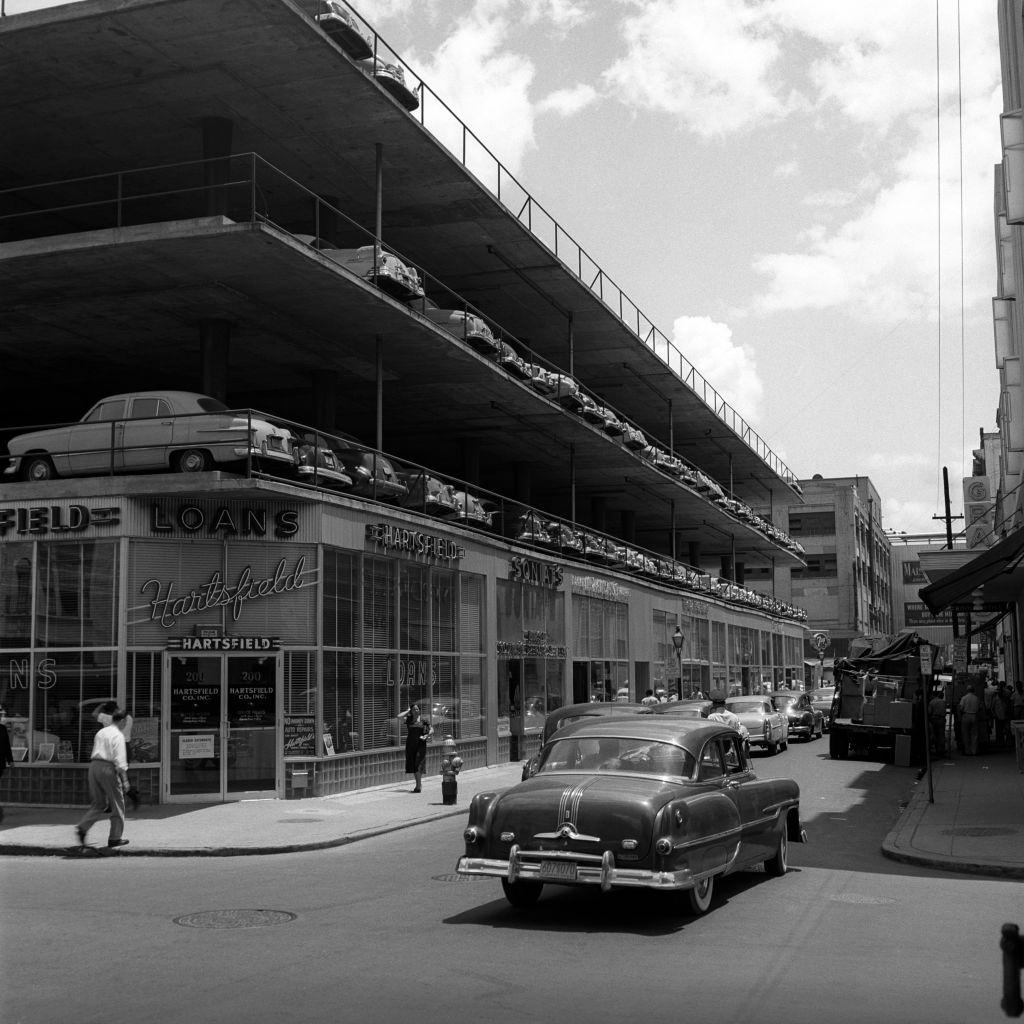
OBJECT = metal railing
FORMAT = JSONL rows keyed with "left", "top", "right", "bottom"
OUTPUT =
{"left": 295, "top": 0, "right": 799, "bottom": 490}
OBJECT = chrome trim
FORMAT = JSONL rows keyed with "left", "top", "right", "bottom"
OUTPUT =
{"left": 457, "top": 854, "right": 699, "bottom": 891}
{"left": 534, "top": 822, "right": 600, "bottom": 842}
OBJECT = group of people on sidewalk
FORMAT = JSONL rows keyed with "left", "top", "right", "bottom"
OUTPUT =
{"left": 950, "top": 679, "right": 1024, "bottom": 757}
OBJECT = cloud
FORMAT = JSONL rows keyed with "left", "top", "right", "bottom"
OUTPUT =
{"left": 669, "top": 315, "right": 764, "bottom": 421}
{"left": 602, "top": 0, "right": 798, "bottom": 137}
{"left": 537, "top": 84, "right": 598, "bottom": 117}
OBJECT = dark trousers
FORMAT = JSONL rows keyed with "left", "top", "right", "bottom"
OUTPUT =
{"left": 76, "top": 759, "right": 125, "bottom": 841}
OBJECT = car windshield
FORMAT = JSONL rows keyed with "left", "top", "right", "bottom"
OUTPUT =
{"left": 728, "top": 700, "right": 767, "bottom": 713}
{"left": 536, "top": 736, "right": 695, "bottom": 778}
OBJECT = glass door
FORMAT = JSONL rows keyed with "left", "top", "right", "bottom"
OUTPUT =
{"left": 165, "top": 652, "right": 281, "bottom": 802}
{"left": 226, "top": 656, "right": 277, "bottom": 795}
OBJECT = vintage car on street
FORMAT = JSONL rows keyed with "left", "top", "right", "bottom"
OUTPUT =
{"left": 316, "top": 1, "right": 373, "bottom": 59}
{"left": 808, "top": 686, "right": 836, "bottom": 732}
{"left": 322, "top": 244, "right": 424, "bottom": 300}
{"left": 461, "top": 717, "right": 804, "bottom": 913}
{"left": 292, "top": 436, "right": 354, "bottom": 491}
{"left": 3, "top": 391, "right": 294, "bottom": 482}
{"left": 724, "top": 696, "right": 789, "bottom": 755}
{"left": 772, "top": 690, "right": 825, "bottom": 741}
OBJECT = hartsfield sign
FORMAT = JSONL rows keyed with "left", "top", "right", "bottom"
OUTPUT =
{"left": 365, "top": 523, "right": 464, "bottom": 561}
{"left": 0, "top": 504, "right": 120, "bottom": 538}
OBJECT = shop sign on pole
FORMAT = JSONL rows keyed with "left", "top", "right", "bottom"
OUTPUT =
{"left": 919, "top": 645, "right": 933, "bottom": 677}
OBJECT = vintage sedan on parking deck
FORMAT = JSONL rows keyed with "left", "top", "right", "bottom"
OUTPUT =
{"left": 460, "top": 717, "right": 804, "bottom": 913}
{"left": 316, "top": 1, "right": 373, "bottom": 59}
{"left": 3, "top": 391, "right": 294, "bottom": 482}
{"left": 332, "top": 440, "right": 407, "bottom": 501}
{"left": 292, "top": 436, "right": 354, "bottom": 490}
{"left": 724, "top": 696, "right": 788, "bottom": 755}
{"left": 411, "top": 299, "right": 499, "bottom": 356}
{"left": 771, "top": 690, "right": 824, "bottom": 741}
{"left": 322, "top": 244, "right": 424, "bottom": 300}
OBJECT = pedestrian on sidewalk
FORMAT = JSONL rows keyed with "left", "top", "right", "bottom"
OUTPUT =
{"left": 959, "top": 685, "right": 980, "bottom": 756}
{"left": 0, "top": 707, "right": 13, "bottom": 823}
{"left": 401, "top": 704, "right": 432, "bottom": 793}
{"left": 75, "top": 710, "right": 130, "bottom": 849}
{"left": 93, "top": 700, "right": 139, "bottom": 810}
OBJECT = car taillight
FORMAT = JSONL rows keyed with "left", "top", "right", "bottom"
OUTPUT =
{"left": 764, "top": 720, "right": 770, "bottom": 736}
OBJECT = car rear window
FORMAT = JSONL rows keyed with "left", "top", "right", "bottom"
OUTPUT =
{"left": 196, "top": 397, "right": 229, "bottom": 412}
{"left": 728, "top": 701, "right": 766, "bottom": 713}
{"left": 537, "top": 736, "right": 695, "bottom": 778}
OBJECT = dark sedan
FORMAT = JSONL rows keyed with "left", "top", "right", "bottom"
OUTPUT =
{"left": 809, "top": 686, "right": 836, "bottom": 732}
{"left": 772, "top": 690, "right": 824, "bottom": 741}
{"left": 459, "top": 717, "right": 804, "bottom": 915}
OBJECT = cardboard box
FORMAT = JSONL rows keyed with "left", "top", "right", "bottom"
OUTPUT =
{"left": 889, "top": 701, "right": 913, "bottom": 729}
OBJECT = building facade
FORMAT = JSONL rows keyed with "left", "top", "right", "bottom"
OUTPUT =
{"left": 0, "top": 0, "right": 808, "bottom": 805}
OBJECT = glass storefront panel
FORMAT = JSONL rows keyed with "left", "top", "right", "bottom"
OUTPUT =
{"left": 571, "top": 595, "right": 627, "bottom": 702}
{"left": 497, "top": 580, "right": 566, "bottom": 720}
{"left": 127, "top": 651, "right": 161, "bottom": 763}
{"left": 0, "top": 542, "right": 34, "bottom": 648}
{"left": 35, "top": 542, "right": 118, "bottom": 648}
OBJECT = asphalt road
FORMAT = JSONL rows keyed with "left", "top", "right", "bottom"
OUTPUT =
{"left": 2, "top": 737, "right": 1018, "bottom": 1024}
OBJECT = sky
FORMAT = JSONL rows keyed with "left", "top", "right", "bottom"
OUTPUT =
{"left": 10, "top": 0, "right": 1004, "bottom": 537}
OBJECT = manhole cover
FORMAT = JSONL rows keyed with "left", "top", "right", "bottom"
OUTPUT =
{"left": 174, "top": 909, "right": 297, "bottom": 929}
{"left": 829, "top": 894, "right": 896, "bottom": 905}
{"left": 433, "top": 873, "right": 494, "bottom": 882}
{"left": 942, "top": 827, "right": 1018, "bottom": 837}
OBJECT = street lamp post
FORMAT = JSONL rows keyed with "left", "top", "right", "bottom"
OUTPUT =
{"left": 672, "top": 626, "right": 685, "bottom": 699}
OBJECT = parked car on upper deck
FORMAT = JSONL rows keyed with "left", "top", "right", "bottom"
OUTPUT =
{"left": 322, "top": 244, "right": 424, "bottom": 300}
{"left": 3, "top": 391, "right": 294, "bottom": 482}
{"left": 316, "top": 1, "right": 373, "bottom": 59}
{"left": 461, "top": 717, "right": 804, "bottom": 914}
{"left": 396, "top": 468, "right": 461, "bottom": 517}
{"left": 331, "top": 436, "right": 407, "bottom": 501}
{"left": 365, "top": 56, "right": 419, "bottom": 111}
{"left": 724, "top": 696, "right": 788, "bottom": 755}
{"left": 292, "top": 435, "right": 354, "bottom": 491}
{"left": 410, "top": 299, "right": 499, "bottom": 356}
{"left": 772, "top": 690, "right": 824, "bottom": 741}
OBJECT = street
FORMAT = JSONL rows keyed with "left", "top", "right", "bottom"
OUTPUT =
{"left": 2, "top": 738, "right": 1019, "bottom": 1024}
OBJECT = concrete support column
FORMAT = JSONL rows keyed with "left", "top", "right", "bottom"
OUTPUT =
{"left": 202, "top": 116, "right": 234, "bottom": 217}
{"left": 620, "top": 509, "right": 636, "bottom": 543}
{"left": 459, "top": 438, "right": 481, "bottom": 485}
{"left": 199, "top": 319, "right": 230, "bottom": 402}
{"left": 311, "top": 371, "right": 338, "bottom": 434}
{"left": 513, "top": 461, "right": 532, "bottom": 504}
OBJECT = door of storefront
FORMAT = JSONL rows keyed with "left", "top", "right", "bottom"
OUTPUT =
{"left": 163, "top": 652, "right": 282, "bottom": 802}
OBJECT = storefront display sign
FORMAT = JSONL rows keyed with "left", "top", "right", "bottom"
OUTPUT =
{"left": 140, "top": 556, "right": 318, "bottom": 627}
{"left": 178, "top": 734, "right": 215, "bottom": 759}
{"left": 568, "top": 575, "right": 630, "bottom": 601}
{"left": 284, "top": 716, "right": 316, "bottom": 756}
{"left": 365, "top": 523, "right": 464, "bottom": 562}
{"left": 496, "top": 630, "right": 567, "bottom": 659}
{"left": 0, "top": 503, "right": 120, "bottom": 538}
{"left": 149, "top": 502, "right": 299, "bottom": 538}
{"left": 508, "top": 556, "right": 562, "bottom": 588}
{"left": 168, "top": 636, "right": 281, "bottom": 651}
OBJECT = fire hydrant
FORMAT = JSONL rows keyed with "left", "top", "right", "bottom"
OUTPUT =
{"left": 440, "top": 735, "right": 464, "bottom": 805}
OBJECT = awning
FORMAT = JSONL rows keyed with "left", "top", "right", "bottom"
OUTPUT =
{"left": 918, "top": 527, "right": 1024, "bottom": 613}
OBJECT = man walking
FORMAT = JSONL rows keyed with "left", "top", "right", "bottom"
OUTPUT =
{"left": 75, "top": 710, "right": 130, "bottom": 849}
{"left": 958, "top": 685, "right": 980, "bottom": 757}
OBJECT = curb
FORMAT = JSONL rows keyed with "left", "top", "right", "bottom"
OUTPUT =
{"left": 0, "top": 803, "right": 471, "bottom": 858}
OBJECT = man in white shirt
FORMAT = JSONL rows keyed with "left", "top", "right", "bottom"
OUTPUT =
{"left": 75, "top": 711, "right": 130, "bottom": 849}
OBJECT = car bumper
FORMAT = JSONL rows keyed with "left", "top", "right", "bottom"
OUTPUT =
{"left": 2, "top": 457, "right": 21, "bottom": 476}
{"left": 457, "top": 849, "right": 703, "bottom": 892}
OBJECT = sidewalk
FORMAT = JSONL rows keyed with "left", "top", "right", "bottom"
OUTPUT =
{"left": 0, "top": 762, "right": 526, "bottom": 858}
{"left": 881, "top": 746, "right": 1024, "bottom": 878}
{"left": 1, "top": 754, "right": 1022, "bottom": 876}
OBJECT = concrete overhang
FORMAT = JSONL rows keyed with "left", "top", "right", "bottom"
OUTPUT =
{"left": 0, "top": 0, "right": 802, "bottom": 508}
{"left": 0, "top": 219, "right": 803, "bottom": 567}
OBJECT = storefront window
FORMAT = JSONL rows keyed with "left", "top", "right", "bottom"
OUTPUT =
{"left": 571, "top": 595, "right": 627, "bottom": 702}
{"left": 323, "top": 554, "right": 485, "bottom": 751}
{"left": 497, "top": 580, "right": 565, "bottom": 728}
{"left": 0, "top": 541, "right": 119, "bottom": 764}
{"left": 126, "top": 651, "right": 161, "bottom": 763}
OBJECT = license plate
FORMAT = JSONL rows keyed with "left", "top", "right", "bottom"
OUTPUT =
{"left": 539, "top": 860, "right": 577, "bottom": 881}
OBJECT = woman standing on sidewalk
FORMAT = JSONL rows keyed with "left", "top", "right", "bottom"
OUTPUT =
{"left": 402, "top": 704, "right": 432, "bottom": 793}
